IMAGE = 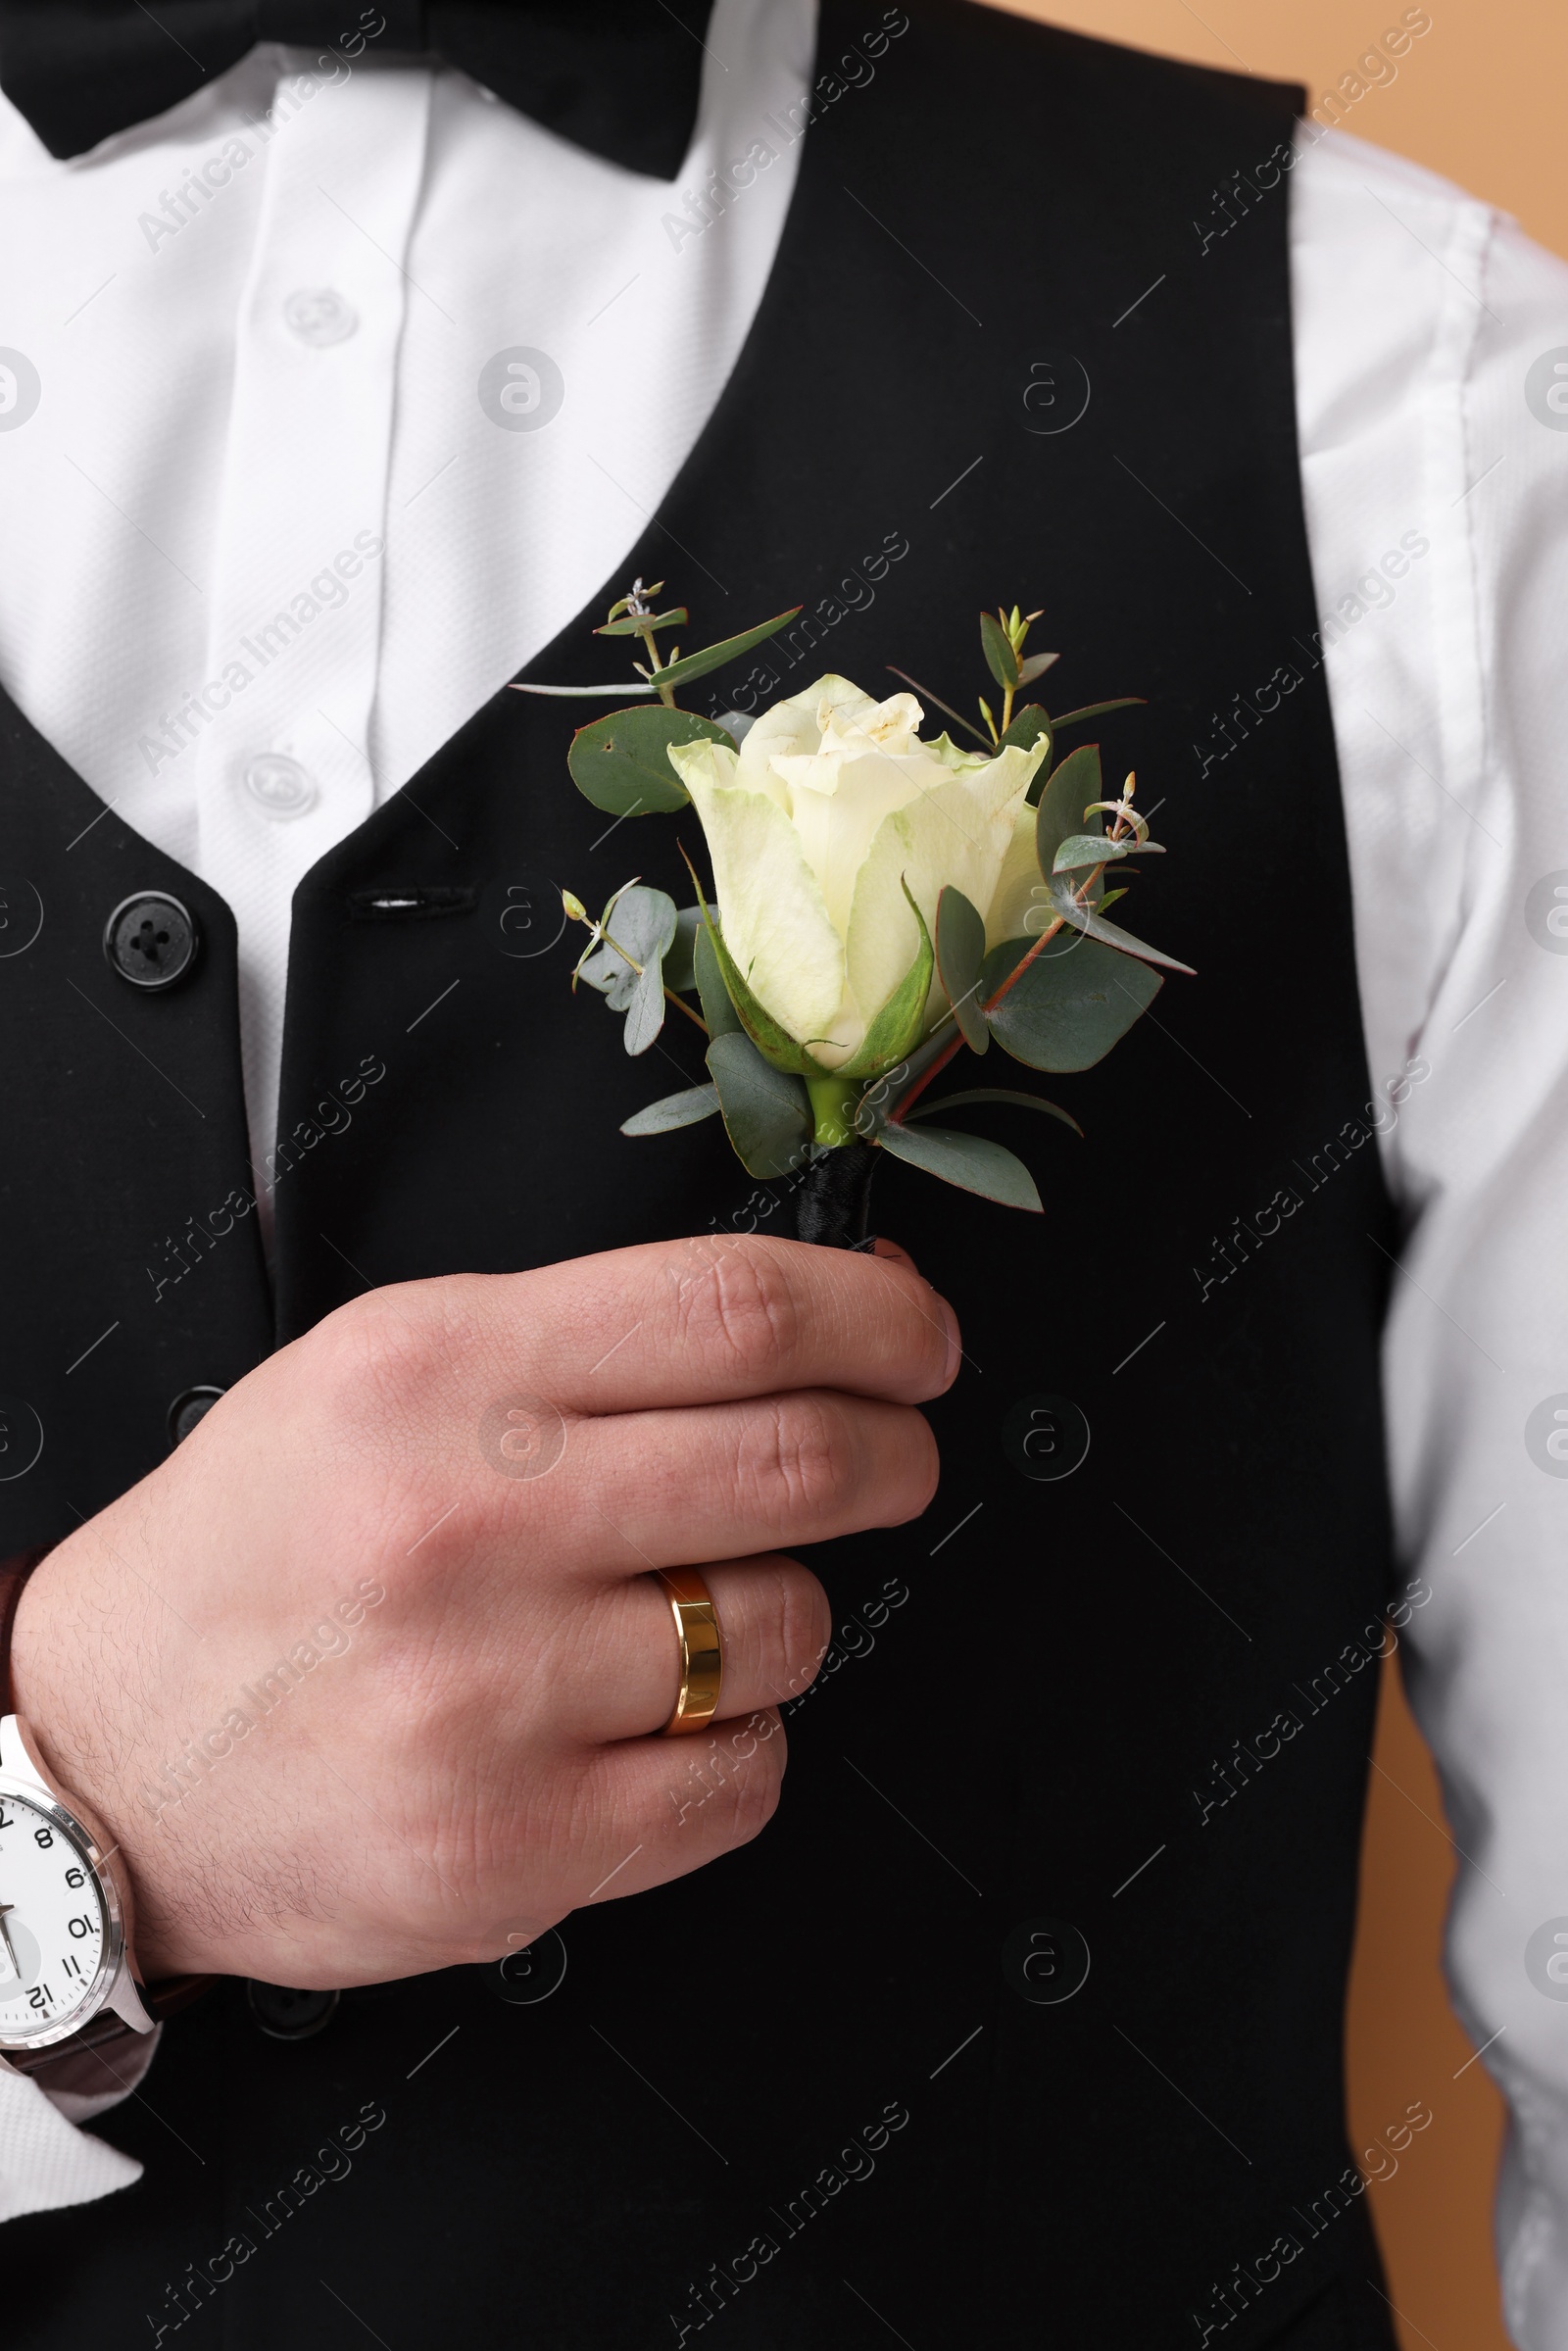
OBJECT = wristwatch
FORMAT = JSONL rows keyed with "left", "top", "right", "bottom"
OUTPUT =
{"left": 0, "top": 1547, "right": 208, "bottom": 2078}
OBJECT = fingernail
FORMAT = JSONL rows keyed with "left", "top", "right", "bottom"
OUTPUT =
{"left": 935, "top": 1294, "right": 961, "bottom": 1386}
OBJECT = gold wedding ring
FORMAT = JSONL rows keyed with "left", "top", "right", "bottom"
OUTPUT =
{"left": 656, "top": 1569, "right": 723, "bottom": 1735}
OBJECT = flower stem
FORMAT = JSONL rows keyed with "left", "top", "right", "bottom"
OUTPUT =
{"left": 664, "top": 988, "right": 709, "bottom": 1035}
{"left": 888, "top": 866, "right": 1105, "bottom": 1125}
{"left": 804, "top": 1071, "right": 861, "bottom": 1150}
{"left": 600, "top": 927, "right": 644, "bottom": 976}
{"left": 982, "top": 854, "right": 1113, "bottom": 1017}
{"left": 981, "top": 915, "right": 1065, "bottom": 1013}
{"left": 887, "top": 1033, "right": 962, "bottom": 1125}
{"left": 635, "top": 620, "right": 677, "bottom": 708}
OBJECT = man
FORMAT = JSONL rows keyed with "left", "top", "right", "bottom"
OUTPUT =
{"left": 0, "top": 1, "right": 1563, "bottom": 2344}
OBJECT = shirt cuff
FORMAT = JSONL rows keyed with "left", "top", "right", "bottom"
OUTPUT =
{"left": 0, "top": 2030, "right": 157, "bottom": 2217}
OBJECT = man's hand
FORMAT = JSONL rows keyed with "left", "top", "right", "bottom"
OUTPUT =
{"left": 9, "top": 1235, "right": 957, "bottom": 1986}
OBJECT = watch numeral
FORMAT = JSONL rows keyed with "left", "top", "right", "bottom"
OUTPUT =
{"left": 27, "top": 1985, "right": 47, "bottom": 2011}
{"left": 62, "top": 1954, "right": 84, "bottom": 1981}
{"left": 67, "top": 1915, "right": 91, "bottom": 1939}
{"left": 32, "top": 1826, "right": 53, "bottom": 1849}
{"left": 65, "top": 1867, "right": 85, "bottom": 1889}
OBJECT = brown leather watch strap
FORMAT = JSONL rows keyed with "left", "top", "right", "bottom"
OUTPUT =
{"left": 2, "top": 1975, "right": 215, "bottom": 2078}
{"left": 0, "top": 1543, "right": 216, "bottom": 2071}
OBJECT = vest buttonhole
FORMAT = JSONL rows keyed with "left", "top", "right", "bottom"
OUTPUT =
{"left": 346, "top": 884, "right": 477, "bottom": 922}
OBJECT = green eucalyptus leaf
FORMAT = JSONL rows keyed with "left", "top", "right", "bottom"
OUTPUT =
{"left": 576, "top": 885, "right": 677, "bottom": 1008}
{"left": 1015, "top": 650, "right": 1060, "bottom": 687}
{"left": 1051, "top": 697, "right": 1146, "bottom": 730}
{"left": 624, "top": 962, "right": 667, "bottom": 1054}
{"left": 654, "top": 608, "right": 803, "bottom": 692}
{"left": 706, "top": 1032, "right": 812, "bottom": 1179}
{"left": 577, "top": 884, "right": 679, "bottom": 1056}
{"left": 1097, "top": 886, "right": 1128, "bottom": 914}
{"left": 876, "top": 1118, "right": 1042, "bottom": 1212}
{"left": 998, "top": 704, "right": 1053, "bottom": 749}
{"left": 981, "top": 931, "right": 1162, "bottom": 1071}
{"left": 837, "top": 882, "right": 934, "bottom": 1081}
{"left": 595, "top": 608, "right": 688, "bottom": 638}
{"left": 980, "top": 611, "right": 1019, "bottom": 690}
{"left": 693, "top": 919, "right": 742, "bottom": 1040}
{"left": 905, "top": 1086, "right": 1082, "bottom": 1136}
{"left": 1043, "top": 880, "right": 1196, "bottom": 975}
{"left": 511, "top": 679, "right": 657, "bottom": 699}
{"left": 1052, "top": 831, "right": 1164, "bottom": 874}
{"left": 621, "top": 1084, "right": 721, "bottom": 1136}
{"left": 1034, "top": 744, "right": 1103, "bottom": 861}
{"left": 935, "top": 884, "right": 989, "bottom": 1053}
{"left": 1053, "top": 831, "right": 1126, "bottom": 874}
{"left": 999, "top": 704, "right": 1054, "bottom": 778}
{"left": 662, "top": 905, "right": 703, "bottom": 996}
{"left": 567, "top": 708, "right": 733, "bottom": 816}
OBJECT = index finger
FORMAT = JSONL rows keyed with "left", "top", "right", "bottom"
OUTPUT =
{"left": 482, "top": 1235, "right": 961, "bottom": 1413}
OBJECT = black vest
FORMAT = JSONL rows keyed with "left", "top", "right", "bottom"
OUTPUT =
{"left": 6, "top": 7, "right": 1400, "bottom": 2344}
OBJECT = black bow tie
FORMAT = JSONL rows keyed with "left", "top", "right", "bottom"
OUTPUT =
{"left": 0, "top": 0, "right": 716, "bottom": 177}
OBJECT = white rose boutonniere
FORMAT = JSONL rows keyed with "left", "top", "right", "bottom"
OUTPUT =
{"left": 519, "top": 585, "right": 1193, "bottom": 1244}
{"left": 666, "top": 676, "right": 1044, "bottom": 1077}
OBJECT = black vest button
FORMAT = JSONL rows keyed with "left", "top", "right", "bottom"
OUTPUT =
{"left": 103, "top": 892, "right": 198, "bottom": 989}
{"left": 245, "top": 1982, "right": 339, "bottom": 2041}
{"left": 167, "top": 1386, "right": 224, "bottom": 1447}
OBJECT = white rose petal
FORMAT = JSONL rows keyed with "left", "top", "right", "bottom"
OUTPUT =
{"left": 671, "top": 745, "right": 846, "bottom": 1048}
{"left": 735, "top": 673, "right": 876, "bottom": 796}
{"left": 986, "top": 793, "right": 1048, "bottom": 950}
{"left": 845, "top": 744, "right": 1042, "bottom": 1031}
{"left": 668, "top": 675, "right": 1050, "bottom": 1071}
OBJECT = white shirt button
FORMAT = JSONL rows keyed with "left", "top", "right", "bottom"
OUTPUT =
{"left": 282, "top": 288, "right": 358, "bottom": 348}
{"left": 243, "top": 753, "right": 318, "bottom": 817}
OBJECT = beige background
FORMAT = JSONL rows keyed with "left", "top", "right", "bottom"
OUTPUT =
{"left": 973, "top": 5, "right": 1561, "bottom": 2344}
{"left": 984, "top": 0, "right": 1567, "bottom": 255}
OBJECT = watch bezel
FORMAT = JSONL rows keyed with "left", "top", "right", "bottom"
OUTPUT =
{"left": 0, "top": 1772, "right": 124, "bottom": 2053}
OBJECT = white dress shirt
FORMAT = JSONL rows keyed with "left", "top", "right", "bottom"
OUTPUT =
{"left": 0, "top": 8, "right": 1565, "bottom": 2343}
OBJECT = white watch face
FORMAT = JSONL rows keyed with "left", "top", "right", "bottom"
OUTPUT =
{"left": 0, "top": 1786, "right": 111, "bottom": 2043}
